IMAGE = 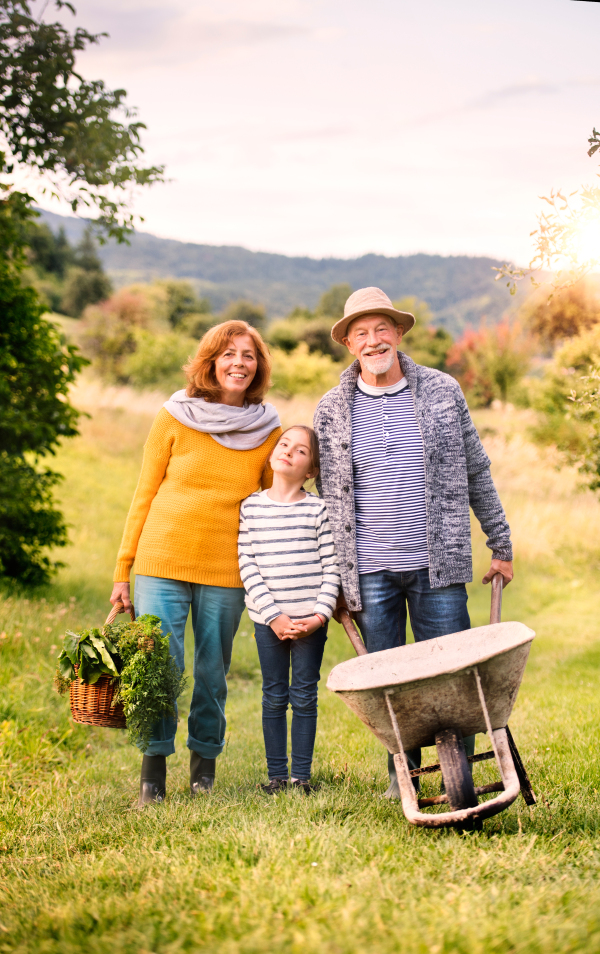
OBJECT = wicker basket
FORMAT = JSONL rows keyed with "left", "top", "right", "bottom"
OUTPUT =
{"left": 69, "top": 601, "right": 134, "bottom": 729}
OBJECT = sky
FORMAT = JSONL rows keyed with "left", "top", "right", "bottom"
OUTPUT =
{"left": 28, "top": 0, "right": 600, "bottom": 263}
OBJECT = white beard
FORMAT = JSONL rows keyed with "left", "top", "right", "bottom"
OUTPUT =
{"left": 361, "top": 346, "right": 396, "bottom": 377}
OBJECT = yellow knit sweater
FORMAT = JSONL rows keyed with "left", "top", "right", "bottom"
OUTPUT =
{"left": 113, "top": 408, "right": 281, "bottom": 587}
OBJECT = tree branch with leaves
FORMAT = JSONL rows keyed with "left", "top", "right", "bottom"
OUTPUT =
{"left": 0, "top": 0, "right": 164, "bottom": 240}
{"left": 494, "top": 128, "right": 600, "bottom": 298}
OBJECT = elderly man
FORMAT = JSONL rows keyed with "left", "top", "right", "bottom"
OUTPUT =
{"left": 314, "top": 287, "right": 513, "bottom": 797}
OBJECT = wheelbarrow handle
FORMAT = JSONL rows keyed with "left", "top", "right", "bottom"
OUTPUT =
{"left": 490, "top": 572, "right": 504, "bottom": 625}
{"left": 340, "top": 571, "right": 503, "bottom": 656}
{"left": 338, "top": 608, "right": 368, "bottom": 656}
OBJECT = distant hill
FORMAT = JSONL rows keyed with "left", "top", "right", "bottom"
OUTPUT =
{"left": 36, "top": 208, "right": 524, "bottom": 335}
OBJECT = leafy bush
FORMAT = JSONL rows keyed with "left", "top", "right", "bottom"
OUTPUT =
{"left": 55, "top": 614, "right": 186, "bottom": 751}
{"left": 403, "top": 323, "right": 454, "bottom": 371}
{"left": 80, "top": 288, "right": 157, "bottom": 382}
{"left": 0, "top": 214, "right": 88, "bottom": 584}
{"left": 267, "top": 316, "right": 346, "bottom": 361}
{"left": 222, "top": 299, "right": 266, "bottom": 330}
{"left": 154, "top": 279, "right": 211, "bottom": 328}
{"left": 124, "top": 329, "right": 195, "bottom": 393}
{"left": 529, "top": 326, "right": 600, "bottom": 453}
{"left": 60, "top": 266, "right": 113, "bottom": 317}
{"left": 564, "top": 366, "right": 600, "bottom": 492}
{"left": 270, "top": 344, "right": 340, "bottom": 398}
{"left": 0, "top": 454, "right": 68, "bottom": 585}
{"left": 521, "top": 282, "right": 600, "bottom": 346}
{"left": 446, "top": 320, "right": 531, "bottom": 406}
{"left": 316, "top": 283, "right": 353, "bottom": 319}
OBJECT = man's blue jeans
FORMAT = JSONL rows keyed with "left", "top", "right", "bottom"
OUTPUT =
{"left": 354, "top": 568, "right": 474, "bottom": 781}
{"left": 254, "top": 622, "right": 327, "bottom": 781}
{"left": 135, "top": 575, "right": 245, "bottom": 758}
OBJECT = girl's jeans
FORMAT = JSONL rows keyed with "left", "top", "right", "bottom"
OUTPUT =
{"left": 254, "top": 622, "right": 327, "bottom": 781}
{"left": 135, "top": 575, "right": 245, "bottom": 759}
{"left": 354, "top": 568, "right": 474, "bottom": 777}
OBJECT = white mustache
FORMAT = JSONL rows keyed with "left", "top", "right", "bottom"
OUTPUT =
{"left": 364, "top": 345, "right": 392, "bottom": 356}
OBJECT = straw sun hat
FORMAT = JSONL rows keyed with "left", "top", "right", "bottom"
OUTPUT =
{"left": 330, "top": 287, "right": 415, "bottom": 345}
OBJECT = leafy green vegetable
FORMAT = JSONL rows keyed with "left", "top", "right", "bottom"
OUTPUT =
{"left": 54, "top": 614, "right": 186, "bottom": 752}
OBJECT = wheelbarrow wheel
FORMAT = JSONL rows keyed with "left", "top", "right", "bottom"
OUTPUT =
{"left": 435, "top": 728, "right": 479, "bottom": 814}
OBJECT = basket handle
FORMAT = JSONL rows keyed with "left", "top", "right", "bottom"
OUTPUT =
{"left": 104, "top": 600, "right": 136, "bottom": 626}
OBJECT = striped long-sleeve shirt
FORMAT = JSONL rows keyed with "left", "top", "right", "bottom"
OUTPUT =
{"left": 238, "top": 490, "right": 341, "bottom": 625}
{"left": 352, "top": 376, "right": 429, "bottom": 574}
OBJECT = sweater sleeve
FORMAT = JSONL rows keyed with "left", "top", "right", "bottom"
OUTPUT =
{"left": 113, "top": 411, "right": 174, "bottom": 582}
{"left": 456, "top": 388, "right": 513, "bottom": 562}
{"left": 237, "top": 502, "right": 281, "bottom": 624}
{"left": 312, "top": 503, "right": 341, "bottom": 620}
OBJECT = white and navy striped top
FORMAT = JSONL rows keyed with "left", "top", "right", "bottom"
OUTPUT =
{"left": 238, "top": 490, "right": 341, "bottom": 626}
{"left": 352, "top": 375, "right": 429, "bottom": 574}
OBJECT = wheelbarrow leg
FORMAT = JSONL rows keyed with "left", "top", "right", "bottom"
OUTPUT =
{"left": 506, "top": 726, "right": 537, "bottom": 806}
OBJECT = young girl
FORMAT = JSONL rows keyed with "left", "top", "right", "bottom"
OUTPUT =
{"left": 238, "top": 426, "right": 340, "bottom": 793}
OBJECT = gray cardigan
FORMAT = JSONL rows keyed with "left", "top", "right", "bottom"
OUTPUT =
{"left": 313, "top": 352, "right": 512, "bottom": 611}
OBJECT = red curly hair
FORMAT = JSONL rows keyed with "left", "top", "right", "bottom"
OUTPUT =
{"left": 184, "top": 320, "right": 272, "bottom": 404}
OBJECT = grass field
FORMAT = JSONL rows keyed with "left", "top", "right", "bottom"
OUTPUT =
{"left": 0, "top": 393, "right": 599, "bottom": 953}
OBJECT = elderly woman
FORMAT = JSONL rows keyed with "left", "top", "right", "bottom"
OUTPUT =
{"left": 110, "top": 320, "right": 281, "bottom": 805}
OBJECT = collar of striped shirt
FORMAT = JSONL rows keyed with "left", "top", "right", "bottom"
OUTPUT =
{"left": 356, "top": 374, "right": 408, "bottom": 397}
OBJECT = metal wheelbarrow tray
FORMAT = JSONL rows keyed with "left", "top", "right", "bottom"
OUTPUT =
{"left": 327, "top": 605, "right": 536, "bottom": 828}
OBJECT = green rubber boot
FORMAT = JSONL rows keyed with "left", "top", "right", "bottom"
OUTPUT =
{"left": 190, "top": 751, "right": 216, "bottom": 795}
{"left": 138, "top": 754, "right": 166, "bottom": 806}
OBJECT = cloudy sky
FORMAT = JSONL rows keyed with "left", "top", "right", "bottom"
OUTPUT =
{"left": 32, "top": 0, "right": 600, "bottom": 262}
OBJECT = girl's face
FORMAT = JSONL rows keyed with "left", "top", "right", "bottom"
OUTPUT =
{"left": 270, "top": 429, "right": 316, "bottom": 483}
{"left": 214, "top": 334, "right": 258, "bottom": 403}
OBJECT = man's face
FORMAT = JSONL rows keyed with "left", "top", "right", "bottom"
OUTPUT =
{"left": 343, "top": 314, "right": 402, "bottom": 376}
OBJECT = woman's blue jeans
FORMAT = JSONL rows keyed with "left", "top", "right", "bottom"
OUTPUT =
{"left": 254, "top": 622, "right": 327, "bottom": 782}
{"left": 354, "top": 568, "right": 474, "bottom": 777}
{"left": 135, "top": 575, "right": 245, "bottom": 758}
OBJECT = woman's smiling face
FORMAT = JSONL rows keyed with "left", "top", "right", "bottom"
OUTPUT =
{"left": 214, "top": 333, "right": 258, "bottom": 404}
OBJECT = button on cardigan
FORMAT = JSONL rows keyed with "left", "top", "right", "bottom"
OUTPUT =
{"left": 113, "top": 408, "right": 281, "bottom": 587}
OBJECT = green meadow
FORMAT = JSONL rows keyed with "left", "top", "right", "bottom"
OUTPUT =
{"left": 0, "top": 393, "right": 599, "bottom": 953}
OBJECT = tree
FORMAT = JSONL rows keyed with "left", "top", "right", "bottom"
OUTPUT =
{"left": 393, "top": 296, "right": 454, "bottom": 372}
{"left": 316, "top": 283, "right": 353, "bottom": 319}
{"left": 60, "top": 266, "right": 112, "bottom": 316}
{"left": 221, "top": 299, "right": 266, "bottom": 330}
{"left": 567, "top": 368, "right": 600, "bottom": 493}
{"left": 60, "top": 227, "right": 112, "bottom": 316}
{"left": 0, "top": 0, "right": 164, "bottom": 239}
{"left": 0, "top": 0, "right": 163, "bottom": 583}
{"left": 0, "top": 202, "right": 88, "bottom": 584}
{"left": 520, "top": 282, "right": 600, "bottom": 346}
{"left": 155, "top": 280, "right": 211, "bottom": 329}
{"left": 496, "top": 127, "right": 600, "bottom": 297}
{"left": 25, "top": 221, "right": 73, "bottom": 278}
{"left": 446, "top": 320, "right": 531, "bottom": 407}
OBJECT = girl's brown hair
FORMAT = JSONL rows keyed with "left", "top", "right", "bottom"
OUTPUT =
{"left": 277, "top": 425, "right": 320, "bottom": 475}
{"left": 184, "top": 320, "right": 272, "bottom": 404}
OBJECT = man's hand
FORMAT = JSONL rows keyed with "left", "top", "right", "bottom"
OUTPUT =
{"left": 333, "top": 593, "right": 352, "bottom": 624}
{"left": 110, "top": 582, "right": 132, "bottom": 611}
{"left": 482, "top": 559, "right": 513, "bottom": 588}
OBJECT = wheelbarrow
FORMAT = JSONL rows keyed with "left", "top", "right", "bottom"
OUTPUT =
{"left": 326, "top": 575, "right": 537, "bottom": 828}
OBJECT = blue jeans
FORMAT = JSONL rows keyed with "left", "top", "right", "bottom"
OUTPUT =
{"left": 254, "top": 622, "right": 327, "bottom": 781}
{"left": 135, "top": 575, "right": 245, "bottom": 758}
{"left": 354, "top": 568, "right": 474, "bottom": 776}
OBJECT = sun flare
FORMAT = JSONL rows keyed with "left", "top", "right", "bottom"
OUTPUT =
{"left": 571, "top": 217, "right": 600, "bottom": 266}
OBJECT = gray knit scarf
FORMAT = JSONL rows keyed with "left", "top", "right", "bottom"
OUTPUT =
{"left": 163, "top": 389, "right": 281, "bottom": 450}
